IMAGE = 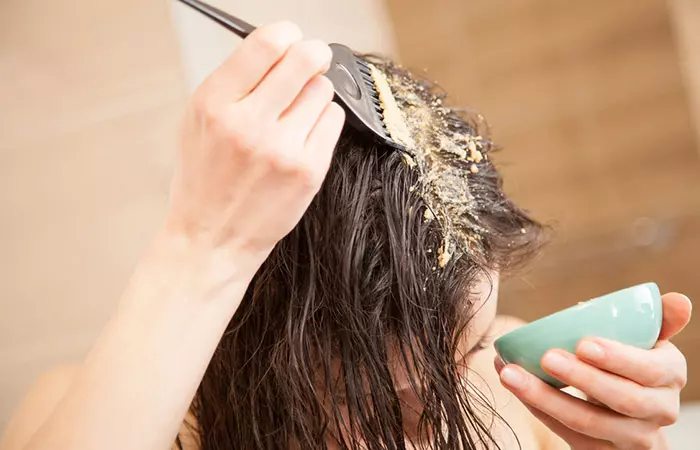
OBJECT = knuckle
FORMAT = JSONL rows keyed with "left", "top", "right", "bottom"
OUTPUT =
{"left": 255, "top": 36, "right": 288, "bottom": 61}
{"left": 567, "top": 412, "right": 595, "bottom": 433}
{"left": 670, "top": 348, "right": 688, "bottom": 388}
{"left": 263, "top": 150, "right": 319, "bottom": 188}
{"left": 658, "top": 406, "right": 679, "bottom": 426}
{"left": 214, "top": 109, "right": 259, "bottom": 153}
{"left": 646, "top": 365, "right": 668, "bottom": 387}
{"left": 191, "top": 94, "right": 219, "bottom": 123}
{"left": 259, "top": 149, "right": 285, "bottom": 174}
{"left": 269, "top": 20, "right": 303, "bottom": 41}
{"left": 656, "top": 391, "right": 680, "bottom": 426}
{"left": 252, "top": 22, "right": 302, "bottom": 60}
{"left": 268, "top": 154, "right": 314, "bottom": 185}
{"left": 676, "top": 371, "right": 688, "bottom": 389}
{"left": 629, "top": 433, "right": 656, "bottom": 450}
{"left": 290, "top": 40, "right": 332, "bottom": 71}
{"left": 260, "top": 150, "right": 281, "bottom": 170}
{"left": 617, "top": 394, "right": 645, "bottom": 418}
{"left": 295, "top": 166, "right": 320, "bottom": 190}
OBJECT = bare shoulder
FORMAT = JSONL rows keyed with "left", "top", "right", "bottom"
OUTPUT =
{"left": 1, "top": 365, "right": 80, "bottom": 450}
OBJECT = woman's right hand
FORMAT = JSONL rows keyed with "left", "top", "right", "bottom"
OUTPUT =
{"left": 167, "top": 21, "right": 345, "bottom": 271}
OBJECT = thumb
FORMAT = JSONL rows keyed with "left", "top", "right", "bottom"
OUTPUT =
{"left": 658, "top": 292, "right": 692, "bottom": 341}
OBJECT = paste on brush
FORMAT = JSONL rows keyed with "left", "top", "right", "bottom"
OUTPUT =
{"left": 367, "top": 59, "right": 492, "bottom": 267}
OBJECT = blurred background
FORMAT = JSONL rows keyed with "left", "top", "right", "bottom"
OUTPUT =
{"left": 1, "top": 0, "right": 698, "bottom": 446}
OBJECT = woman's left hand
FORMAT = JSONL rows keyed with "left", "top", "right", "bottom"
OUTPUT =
{"left": 496, "top": 292, "right": 692, "bottom": 450}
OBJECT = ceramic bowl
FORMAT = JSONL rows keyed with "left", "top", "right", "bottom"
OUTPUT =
{"left": 494, "top": 282, "right": 662, "bottom": 387}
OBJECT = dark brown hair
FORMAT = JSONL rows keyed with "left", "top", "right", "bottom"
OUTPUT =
{"left": 189, "top": 61, "right": 544, "bottom": 450}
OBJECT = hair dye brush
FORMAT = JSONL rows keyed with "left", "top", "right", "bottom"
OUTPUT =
{"left": 175, "top": 0, "right": 409, "bottom": 151}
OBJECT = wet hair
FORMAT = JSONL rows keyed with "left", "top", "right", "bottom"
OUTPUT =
{"left": 188, "top": 59, "right": 545, "bottom": 450}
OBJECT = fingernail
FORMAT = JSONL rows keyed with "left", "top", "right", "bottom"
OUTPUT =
{"left": 494, "top": 356, "right": 505, "bottom": 372}
{"left": 578, "top": 341, "right": 605, "bottom": 361}
{"left": 542, "top": 352, "right": 569, "bottom": 374}
{"left": 501, "top": 367, "right": 525, "bottom": 389}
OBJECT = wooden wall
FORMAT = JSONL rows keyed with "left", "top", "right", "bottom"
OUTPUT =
{"left": 670, "top": 0, "right": 700, "bottom": 149}
{"left": 385, "top": 0, "right": 700, "bottom": 400}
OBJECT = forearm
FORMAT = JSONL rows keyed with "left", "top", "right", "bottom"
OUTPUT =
{"left": 23, "top": 231, "right": 259, "bottom": 450}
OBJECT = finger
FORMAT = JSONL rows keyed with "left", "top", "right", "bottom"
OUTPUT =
{"left": 523, "top": 403, "right": 612, "bottom": 449}
{"left": 499, "top": 364, "right": 651, "bottom": 444}
{"left": 303, "top": 102, "right": 345, "bottom": 176}
{"left": 576, "top": 337, "right": 688, "bottom": 388}
{"left": 279, "top": 75, "right": 335, "bottom": 139}
{"left": 201, "top": 21, "right": 303, "bottom": 103}
{"left": 542, "top": 350, "right": 680, "bottom": 424}
{"left": 248, "top": 40, "right": 333, "bottom": 118}
{"left": 585, "top": 395, "right": 605, "bottom": 407}
{"left": 494, "top": 355, "right": 505, "bottom": 373}
{"left": 659, "top": 293, "right": 692, "bottom": 340}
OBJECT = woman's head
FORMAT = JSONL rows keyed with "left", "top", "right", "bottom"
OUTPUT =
{"left": 192, "top": 58, "right": 544, "bottom": 449}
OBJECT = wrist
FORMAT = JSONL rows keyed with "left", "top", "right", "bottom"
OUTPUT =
{"left": 159, "top": 216, "right": 274, "bottom": 273}
{"left": 131, "top": 228, "right": 265, "bottom": 308}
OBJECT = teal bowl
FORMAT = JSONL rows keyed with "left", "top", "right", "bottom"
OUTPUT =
{"left": 494, "top": 282, "right": 663, "bottom": 387}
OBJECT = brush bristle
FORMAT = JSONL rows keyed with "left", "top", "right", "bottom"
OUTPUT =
{"left": 354, "top": 60, "right": 391, "bottom": 139}
{"left": 365, "top": 63, "right": 414, "bottom": 148}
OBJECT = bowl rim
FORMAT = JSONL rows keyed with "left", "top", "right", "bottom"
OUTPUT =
{"left": 494, "top": 281, "right": 660, "bottom": 346}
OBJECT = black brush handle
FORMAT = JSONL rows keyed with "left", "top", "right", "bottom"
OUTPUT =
{"left": 176, "top": 0, "right": 256, "bottom": 38}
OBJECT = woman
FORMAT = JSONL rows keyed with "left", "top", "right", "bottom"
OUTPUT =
{"left": 1, "top": 22, "right": 691, "bottom": 450}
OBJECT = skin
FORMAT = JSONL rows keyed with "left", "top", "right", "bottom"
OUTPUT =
{"left": 1, "top": 20, "right": 344, "bottom": 450}
{"left": 0, "top": 20, "right": 691, "bottom": 450}
{"left": 496, "top": 293, "right": 692, "bottom": 450}
{"left": 381, "top": 276, "right": 567, "bottom": 450}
